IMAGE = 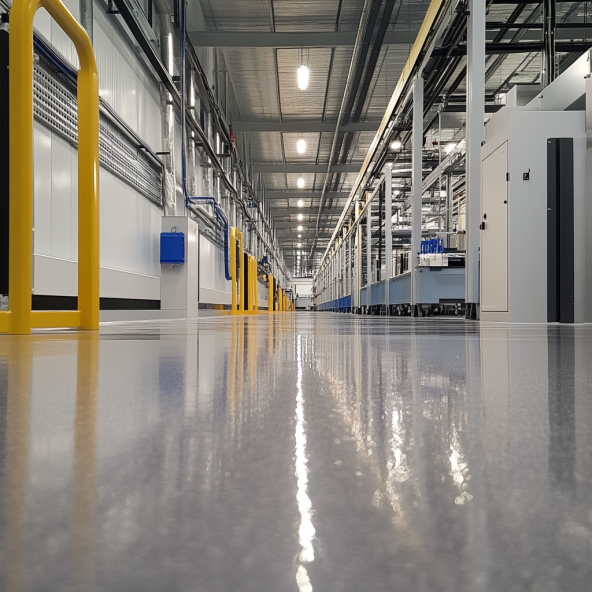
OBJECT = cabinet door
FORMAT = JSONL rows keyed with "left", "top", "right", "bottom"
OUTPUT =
{"left": 481, "top": 143, "right": 508, "bottom": 312}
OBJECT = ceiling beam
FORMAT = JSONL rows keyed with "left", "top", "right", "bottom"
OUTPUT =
{"left": 255, "top": 163, "right": 361, "bottom": 173}
{"left": 264, "top": 191, "right": 350, "bottom": 200}
{"left": 232, "top": 121, "right": 381, "bottom": 133}
{"left": 188, "top": 31, "right": 413, "bottom": 48}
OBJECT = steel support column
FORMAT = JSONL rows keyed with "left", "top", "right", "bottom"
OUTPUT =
{"left": 354, "top": 197, "right": 362, "bottom": 312}
{"left": 411, "top": 76, "right": 424, "bottom": 308}
{"left": 542, "top": 0, "right": 557, "bottom": 86}
{"left": 385, "top": 166, "right": 393, "bottom": 314}
{"left": 465, "top": 0, "right": 486, "bottom": 313}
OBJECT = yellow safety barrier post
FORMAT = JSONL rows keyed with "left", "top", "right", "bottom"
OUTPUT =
{"left": 247, "top": 256, "right": 253, "bottom": 314}
{"left": 238, "top": 231, "right": 244, "bottom": 313}
{"left": 268, "top": 273, "right": 274, "bottom": 312}
{"left": 246, "top": 256, "right": 252, "bottom": 313}
{"left": 0, "top": 0, "right": 99, "bottom": 334}
{"left": 252, "top": 256, "right": 258, "bottom": 314}
{"left": 230, "top": 228, "right": 238, "bottom": 314}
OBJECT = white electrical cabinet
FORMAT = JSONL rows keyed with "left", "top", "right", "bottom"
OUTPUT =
{"left": 480, "top": 107, "right": 588, "bottom": 322}
{"left": 160, "top": 216, "right": 199, "bottom": 318}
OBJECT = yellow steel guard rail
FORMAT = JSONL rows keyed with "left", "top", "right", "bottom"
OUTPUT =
{"left": 230, "top": 228, "right": 245, "bottom": 315}
{"left": 250, "top": 256, "right": 258, "bottom": 314}
{"left": 0, "top": 0, "right": 99, "bottom": 334}
{"left": 247, "top": 256, "right": 253, "bottom": 313}
{"left": 268, "top": 273, "right": 274, "bottom": 312}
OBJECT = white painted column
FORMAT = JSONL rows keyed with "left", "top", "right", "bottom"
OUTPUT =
{"left": 465, "top": 0, "right": 486, "bottom": 310}
{"left": 411, "top": 76, "right": 424, "bottom": 308}
{"left": 385, "top": 166, "right": 393, "bottom": 314}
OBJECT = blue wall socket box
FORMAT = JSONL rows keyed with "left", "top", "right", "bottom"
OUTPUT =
{"left": 160, "top": 232, "right": 185, "bottom": 264}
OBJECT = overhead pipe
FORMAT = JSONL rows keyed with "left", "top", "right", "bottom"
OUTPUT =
{"left": 309, "top": 0, "right": 378, "bottom": 262}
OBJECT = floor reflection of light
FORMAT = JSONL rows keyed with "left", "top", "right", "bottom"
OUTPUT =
{"left": 449, "top": 425, "right": 472, "bottom": 505}
{"left": 295, "top": 334, "right": 315, "bottom": 591}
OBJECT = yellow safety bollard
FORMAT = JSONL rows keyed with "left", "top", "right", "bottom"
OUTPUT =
{"left": 230, "top": 228, "right": 238, "bottom": 314}
{"left": 0, "top": 0, "right": 100, "bottom": 334}
{"left": 267, "top": 273, "right": 274, "bottom": 313}
{"left": 237, "top": 231, "right": 244, "bottom": 313}
{"left": 252, "top": 257, "right": 259, "bottom": 314}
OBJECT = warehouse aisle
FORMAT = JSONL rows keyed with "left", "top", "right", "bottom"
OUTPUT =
{"left": 0, "top": 313, "right": 591, "bottom": 591}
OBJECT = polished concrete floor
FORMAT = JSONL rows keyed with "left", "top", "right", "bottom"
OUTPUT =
{"left": 0, "top": 313, "right": 591, "bottom": 591}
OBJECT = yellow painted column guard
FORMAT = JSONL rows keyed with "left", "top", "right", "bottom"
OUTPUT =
{"left": 230, "top": 228, "right": 237, "bottom": 313}
{"left": 0, "top": 0, "right": 99, "bottom": 334}
{"left": 238, "top": 231, "right": 244, "bottom": 313}
{"left": 250, "top": 256, "right": 258, "bottom": 314}
{"left": 267, "top": 273, "right": 274, "bottom": 313}
{"left": 247, "top": 256, "right": 253, "bottom": 314}
{"left": 230, "top": 228, "right": 245, "bottom": 315}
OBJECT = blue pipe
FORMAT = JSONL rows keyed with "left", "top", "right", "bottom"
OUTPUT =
{"left": 179, "top": 0, "right": 231, "bottom": 281}
{"left": 186, "top": 197, "right": 232, "bottom": 281}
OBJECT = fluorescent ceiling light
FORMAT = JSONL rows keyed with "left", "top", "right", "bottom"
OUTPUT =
{"left": 297, "top": 139, "right": 307, "bottom": 154}
{"left": 297, "top": 199, "right": 304, "bottom": 207}
{"left": 297, "top": 177, "right": 305, "bottom": 189}
{"left": 297, "top": 65, "right": 309, "bottom": 90}
{"left": 298, "top": 225, "right": 303, "bottom": 231}
{"left": 444, "top": 142, "right": 457, "bottom": 154}
{"left": 298, "top": 234, "right": 302, "bottom": 238}
{"left": 390, "top": 140, "right": 402, "bottom": 151}
{"left": 297, "top": 213, "right": 303, "bottom": 221}
{"left": 298, "top": 243, "right": 302, "bottom": 247}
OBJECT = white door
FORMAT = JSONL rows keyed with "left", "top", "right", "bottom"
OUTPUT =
{"left": 481, "top": 142, "right": 509, "bottom": 312}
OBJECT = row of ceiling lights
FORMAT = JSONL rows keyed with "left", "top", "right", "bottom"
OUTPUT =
{"left": 296, "top": 65, "right": 310, "bottom": 253}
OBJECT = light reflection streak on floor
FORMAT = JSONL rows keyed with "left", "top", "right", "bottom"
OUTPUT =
{"left": 295, "top": 333, "right": 314, "bottom": 592}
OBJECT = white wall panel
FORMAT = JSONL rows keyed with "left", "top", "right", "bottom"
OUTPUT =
{"left": 34, "top": 125, "right": 53, "bottom": 254}
{"left": 33, "top": 123, "right": 163, "bottom": 300}
{"left": 99, "top": 170, "right": 162, "bottom": 277}
{"left": 93, "top": 2, "right": 161, "bottom": 148}
{"left": 50, "top": 134, "right": 74, "bottom": 259}
{"left": 199, "top": 235, "right": 232, "bottom": 303}
{"left": 34, "top": 254, "right": 160, "bottom": 300}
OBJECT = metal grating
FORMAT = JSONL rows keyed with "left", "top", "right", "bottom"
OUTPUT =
{"left": 33, "top": 65, "right": 163, "bottom": 205}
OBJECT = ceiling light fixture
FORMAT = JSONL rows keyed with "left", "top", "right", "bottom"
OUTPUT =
{"left": 298, "top": 225, "right": 303, "bottom": 231}
{"left": 297, "top": 65, "right": 309, "bottom": 90}
{"left": 297, "top": 177, "right": 305, "bottom": 189}
{"left": 390, "top": 139, "right": 402, "bottom": 151}
{"left": 297, "top": 213, "right": 303, "bottom": 221}
{"left": 298, "top": 234, "right": 302, "bottom": 238}
{"left": 298, "top": 243, "right": 302, "bottom": 247}
{"left": 297, "top": 139, "right": 307, "bottom": 154}
{"left": 297, "top": 199, "right": 304, "bottom": 207}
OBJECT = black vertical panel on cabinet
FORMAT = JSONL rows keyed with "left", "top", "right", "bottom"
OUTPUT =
{"left": 0, "top": 31, "right": 8, "bottom": 296}
{"left": 547, "top": 138, "right": 574, "bottom": 323}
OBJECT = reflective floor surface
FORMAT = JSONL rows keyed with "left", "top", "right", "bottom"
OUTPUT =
{"left": 0, "top": 313, "right": 591, "bottom": 591}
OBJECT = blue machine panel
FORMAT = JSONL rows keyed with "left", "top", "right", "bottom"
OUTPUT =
{"left": 160, "top": 232, "right": 185, "bottom": 264}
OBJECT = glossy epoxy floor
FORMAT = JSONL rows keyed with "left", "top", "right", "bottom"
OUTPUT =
{"left": 0, "top": 313, "right": 591, "bottom": 591}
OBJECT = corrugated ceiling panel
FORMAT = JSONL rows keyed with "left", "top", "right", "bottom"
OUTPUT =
{"left": 199, "top": 0, "right": 270, "bottom": 30}
{"left": 273, "top": 0, "right": 341, "bottom": 32}
{"left": 277, "top": 48, "right": 333, "bottom": 119}
{"left": 223, "top": 48, "right": 280, "bottom": 120}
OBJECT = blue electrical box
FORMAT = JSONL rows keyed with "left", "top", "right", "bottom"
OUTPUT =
{"left": 160, "top": 232, "right": 185, "bottom": 264}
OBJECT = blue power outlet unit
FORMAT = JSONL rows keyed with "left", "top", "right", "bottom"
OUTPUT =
{"left": 160, "top": 232, "right": 185, "bottom": 264}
